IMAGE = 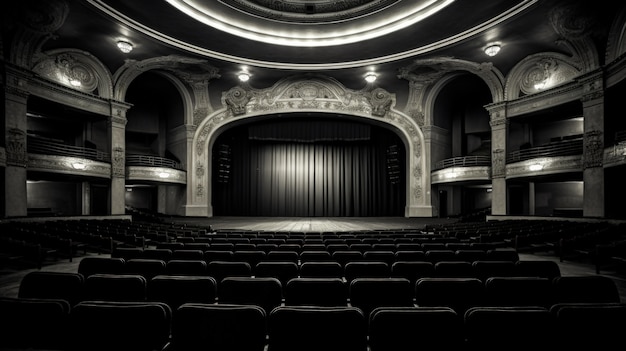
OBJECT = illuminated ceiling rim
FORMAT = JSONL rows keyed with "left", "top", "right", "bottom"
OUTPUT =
{"left": 166, "top": 0, "right": 455, "bottom": 47}
{"left": 88, "top": 0, "right": 538, "bottom": 70}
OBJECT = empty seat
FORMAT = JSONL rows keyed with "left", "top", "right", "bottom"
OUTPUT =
{"left": 218, "top": 277, "right": 282, "bottom": 312}
{"left": 83, "top": 273, "right": 147, "bottom": 302}
{"left": 68, "top": 300, "right": 171, "bottom": 351}
{"left": 268, "top": 306, "right": 367, "bottom": 351}
{"left": 550, "top": 302, "right": 626, "bottom": 349}
{"left": 391, "top": 261, "right": 435, "bottom": 285}
{"left": 415, "top": 277, "right": 485, "bottom": 315}
{"left": 232, "top": 250, "right": 267, "bottom": 267}
{"left": 485, "top": 248, "right": 519, "bottom": 262}
{"left": 284, "top": 277, "right": 348, "bottom": 307}
{"left": 171, "top": 249, "right": 205, "bottom": 261}
{"left": 394, "top": 250, "right": 426, "bottom": 262}
{"left": 299, "top": 250, "right": 333, "bottom": 262}
{"left": 455, "top": 249, "right": 487, "bottom": 262}
{"left": 141, "top": 248, "right": 172, "bottom": 262}
{"left": 170, "top": 303, "right": 267, "bottom": 351}
{"left": 484, "top": 276, "right": 554, "bottom": 308}
{"left": 433, "top": 261, "right": 474, "bottom": 278}
{"left": 266, "top": 250, "right": 299, "bottom": 263}
{"left": 206, "top": 260, "right": 252, "bottom": 283}
{"left": 344, "top": 261, "right": 390, "bottom": 282}
{"left": 326, "top": 244, "right": 350, "bottom": 253}
{"left": 425, "top": 249, "right": 456, "bottom": 263}
{"left": 551, "top": 275, "right": 621, "bottom": 304}
{"left": 514, "top": 260, "right": 561, "bottom": 279}
{"left": 111, "top": 247, "right": 144, "bottom": 261}
{"left": 363, "top": 251, "right": 396, "bottom": 265}
{"left": 472, "top": 260, "right": 517, "bottom": 282}
{"left": 0, "top": 296, "right": 71, "bottom": 350}
{"left": 299, "top": 261, "right": 343, "bottom": 278}
{"left": 123, "top": 258, "right": 166, "bottom": 280}
{"left": 348, "top": 277, "right": 414, "bottom": 318}
{"left": 148, "top": 275, "right": 217, "bottom": 310}
{"left": 331, "top": 250, "right": 364, "bottom": 266}
{"left": 165, "top": 259, "right": 208, "bottom": 276}
{"left": 78, "top": 256, "right": 125, "bottom": 278}
{"left": 464, "top": 306, "right": 556, "bottom": 350}
{"left": 368, "top": 306, "right": 464, "bottom": 351}
{"left": 18, "top": 271, "right": 85, "bottom": 306}
{"left": 255, "top": 261, "right": 299, "bottom": 286}
{"left": 203, "top": 249, "right": 234, "bottom": 263}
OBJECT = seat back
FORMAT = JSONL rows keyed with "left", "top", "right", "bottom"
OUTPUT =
{"left": 68, "top": 300, "right": 171, "bottom": 351}
{"left": 218, "top": 276, "right": 283, "bottom": 314}
{"left": 433, "top": 261, "right": 474, "bottom": 278}
{"left": 77, "top": 256, "right": 125, "bottom": 278}
{"left": 203, "top": 249, "right": 234, "bottom": 263}
{"left": 344, "top": 261, "right": 390, "bottom": 282}
{"left": 171, "top": 303, "right": 267, "bottom": 351}
{"left": 349, "top": 277, "right": 414, "bottom": 318}
{"left": 299, "top": 250, "right": 333, "bottom": 263}
{"left": 514, "top": 260, "right": 561, "bottom": 279}
{"left": 148, "top": 275, "right": 217, "bottom": 310}
{"left": 206, "top": 260, "right": 252, "bottom": 282}
{"left": 472, "top": 260, "right": 517, "bottom": 282}
{"left": 232, "top": 250, "right": 267, "bottom": 267}
{"left": 368, "top": 306, "right": 463, "bottom": 351}
{"left": 268, "top": 306, "right": 367, "bottom": 351}
{"left": 0, "top": 297, "right": 71, "bottom": 350}
{"left": 299, "top": 261, "right": 343, "bottom": 278}
{"left": 393, "top": 250, "right": 426, "bottom": 262}
{"left": 484, "top": 276, "right": 554, "bottom": 308}
{"left": 551, "top": 275, "right": 621, "bottom": 303}
{"left": 141, "top": 248, "right": 173, "bottom": 262}
{"left": 83, "top": 273, "right": 147, "bottom": 302}
{"left": 390, "top": 261, "right": 434, "bottom": 285}
{"left": 331, "top": 250, "right": 363, "bottom": 266}
{"left": 415, "top": 277, "right": 485, "bottom": 315}
{"left": 255, "top": 261, "right": 299, "bottom": 286}
{"left": 284, "top": 277, "right": 348, "bottom": 306}
{"left": 464, "top": 306, "right": 556, "bottom": 350}
{"left": 485, "top": 248, "right": 519, "bottom": 262}
{"left": 18, "top": 271, "right": 85, "bottom": 306}
{"left": 165, "top": 259, "right": 208, "bottom": 276}
{"left": 363, "top": 251, "right": 396, "bottom": 265}
{"left": 124, "top": 258, "right": 167, "bottom": 280}
{"left": 550, "top": 302, "right": 626, "bottom": 348}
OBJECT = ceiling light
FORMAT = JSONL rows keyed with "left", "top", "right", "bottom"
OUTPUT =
{"left": 117, "top": 40, "right": 133, "bottom": 53}
{"left": 484, "top": 43, "right": 501, "bottom": 57}
{"left": 238, "top": 72, "right": 250, "bottom": 82}
{"left": 72, "top": 162, "right": 86, "bottom": 170}
{"left": 364, "top": 72, "right": 378, "bottom": 83}
{"left": 529, "top": 164, "right": 543, "bottom": 171}
{"left": 158, "top": 172, "right": 170, "bottom": 178}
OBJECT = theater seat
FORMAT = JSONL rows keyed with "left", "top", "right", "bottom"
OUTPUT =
{"left": 217, "top": 276, "right": 283, "bottom": 315}
{"left": 268, "top": 305, "right": 367, "bottom": 351}
{"left": 18, "top": 271, "right": 85, "bottom": 306}
{"left": 148, "top": 275, "right": 217, "bottom": 311}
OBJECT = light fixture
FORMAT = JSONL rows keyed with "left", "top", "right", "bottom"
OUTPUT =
{"left": 72, "top": 162, "right": 86, "bottom": 170}
{"left": 364, "top": 72, "right": 378, "bottom": 83}
{"left": 529, "top": 164, "right": 544, "bottom": 171}
{"left": 484, "top": 43, "right": 501, "bottom": 57}
{"left": 68, "top": 78, "right": 82, "bottom": 87}
{"left": 116, "top": 40, "right": 133, "bottom": 53}
{"left": 237, "top": 72, "right": 250, "bottom": 82}
{"left": 158, "top": 172, "right": 170, "bottom": 178}
{"left": 534, "top": 80, "right": 547, "bottom": 90}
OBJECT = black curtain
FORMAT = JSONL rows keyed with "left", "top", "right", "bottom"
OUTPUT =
{"left": 212, "top": 118, "right": 404, "bottom": 216}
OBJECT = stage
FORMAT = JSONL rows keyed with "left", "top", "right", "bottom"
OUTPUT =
{"left": 170, "top": 216, "right": 460, "bottom": 233}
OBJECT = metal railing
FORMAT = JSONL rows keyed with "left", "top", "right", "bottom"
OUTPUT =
{"left": 434, "top": 155, "right": 491, "bottom": 170}
{"left": 507, "top": 139, "right": 583, "bottom": 163}
{"left": 27, "top": 136, "right": 110, "bottom": 162}
{"left": 126, "top": 154, "right": 184, "bottom": 170}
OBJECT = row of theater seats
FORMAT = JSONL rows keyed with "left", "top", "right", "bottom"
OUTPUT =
{"left": 112, "top": 245, "right": 522, "bottom": 264}
{"left": 2, "top": 297, "right": 625, "bottom": 351}
{"left": 16, "top": 265, "right": 621, "bottom": 316}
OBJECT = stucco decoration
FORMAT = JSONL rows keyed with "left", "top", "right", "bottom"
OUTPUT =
{"left": 32, "top": 49, "right": 114, "bottom": 98}
{"left": 6, "top": 129, "right": 27, "bottom": 168}
{"left": 505, "top": 53, "right": 582, "bottom": 100}
{"left": 111, "top": 146, "right": 125, "bottom": 178}
{"left": 191, "top": 74, "right": 431, "bottom": 217}
{"left": 583, "top": 130, "right": 604, "bottom": 169}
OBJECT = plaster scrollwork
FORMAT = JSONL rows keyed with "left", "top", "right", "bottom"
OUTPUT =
{"left": 193, "top": 107, "right": 210, "bottom": 126}
{"left": 583, "top": 130, "right": 604, "bottom": 169}
{"left": 6, "top": 128, "right": 27, "bottom": 167}
{"left": 111, "top": 146, "right": 125, "bottom": 178}
{"left": 506, "top": 53, "right": 582, "bottom": 100}
{"left": 223, "top": 86, "right": 252, "bottom": 116}
{"left": 367, "top": 88, "right": 393, "bottom": 117}
{"left": 407, "top": 109, "right": 425, "bottom": 126}
{"left": 492, "top": 149, "right": 505, "bottom": 178}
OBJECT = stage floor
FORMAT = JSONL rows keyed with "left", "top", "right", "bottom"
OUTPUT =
{"left": 171, "top": 216, "right": 459, "bottom": 233}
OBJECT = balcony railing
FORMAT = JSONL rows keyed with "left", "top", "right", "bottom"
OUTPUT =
{"left": 27, "top": 136, "right": 110, "bottom": 162}
{"left": 126, "top": 154, "right": 184, "bottom": 170}
{"left": 507, "top": 139, "right": 583, "bottom": 163}
{"left": 434, "top": 155, "right": 491, "bottom": 170}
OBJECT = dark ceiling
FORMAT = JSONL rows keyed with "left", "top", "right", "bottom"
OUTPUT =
{"left": 5, "top": 0, "right": 623, "bottom": 93}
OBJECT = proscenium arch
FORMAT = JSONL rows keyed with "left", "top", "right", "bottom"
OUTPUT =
{"left": 190, "top": 75, "right": 432, "bottom": 217}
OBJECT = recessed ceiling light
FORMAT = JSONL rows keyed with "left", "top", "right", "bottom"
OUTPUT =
{"left": 117, "top": 40, "right": 134, "bottom": 53}
{"left": 484, "top": 43, "right": 501, "bottom": 57}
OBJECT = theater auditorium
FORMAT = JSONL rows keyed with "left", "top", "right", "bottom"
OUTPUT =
{"left": 2, "top": 1, "right": 626, "bottom": 350}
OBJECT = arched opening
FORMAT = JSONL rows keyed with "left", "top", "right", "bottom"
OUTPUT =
{"left": 211, "top": 113, "right": 406, "bottom": 216}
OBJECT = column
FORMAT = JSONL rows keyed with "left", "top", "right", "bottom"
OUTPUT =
{"left": 1, "top": 66, "right": 30, "bottom": 218}
{"left": 487, "top": 103, "right": 508, "bottom": 216}
{"left": 109, "top": 104, "right": 128, "bottom": 215}
{"left": 580, "top": 71, "right": 605, "bottom": 218}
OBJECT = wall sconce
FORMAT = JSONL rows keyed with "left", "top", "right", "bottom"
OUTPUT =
{"left": 117, "top": 40, "right": 134, "bottom": 53}
{"left": 484, "top": 43, "right": 501, "bottom": 57}
{"left": 72, "top": 162, "right": 86, "bottom": 170}
{"left": 158, "top": 172, "right": 170, "bottom": 178}
{"left": 529, "top": 163, "right": 543, "bottom": 171}
{"left": 364, "top": 72, "right": 378, "bottom": 83}
{"left": 238, "top": 72, "right": 250, "bottom": 82}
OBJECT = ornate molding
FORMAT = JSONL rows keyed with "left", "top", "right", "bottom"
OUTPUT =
{"left": 583, "top": 130, "right": 604, "bottom": 169}
{"left": 431, "top": 166, "right": 491, "bottom": 184}
{"left": 32, "top": 52, "right": 99, "bottom": 92}
{"left": 507, "top": 53, "right": 582, "bottom": 100}
{"left": 0, "top": 147, "right": 6, "bottom": 167}
{"left": 111, "top": 147, "right": 125, "bottom": 178}
{"left": 491, "top": 149, "right": 505, "bottom": 178}
{"left": 505, "top": 156, "right": 582, "bottom": 179}
{"left": 6, "top": 128, "right": 27, "bottom": 167}
{"left": 27, "top": 154, "right": 111, "bottom": 178}
{"left": 126, "top": 166, "right": 187, "bottom": 184}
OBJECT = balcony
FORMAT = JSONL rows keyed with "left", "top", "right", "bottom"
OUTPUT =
{"left": 434, "top": 155, "right": 491, "bottom": 171}
{"left": 507, "top": 138, "right": 583, "bottom": 163}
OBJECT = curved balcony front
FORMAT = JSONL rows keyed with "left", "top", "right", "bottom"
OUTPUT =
{"left": 27, "top": 136, "right": 111, "bottom": 178}
{"left": 432, "top": 156, "right": 491, "bottom": 184}
{"left": 126, "top": 154, "right": 186, "bottom": 184}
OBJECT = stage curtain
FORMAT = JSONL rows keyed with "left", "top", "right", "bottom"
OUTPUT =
{"left": 213, "top": 120, "right": 404, "bottom": 216}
